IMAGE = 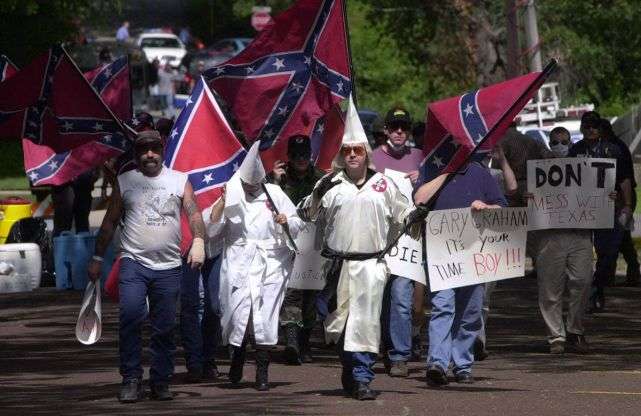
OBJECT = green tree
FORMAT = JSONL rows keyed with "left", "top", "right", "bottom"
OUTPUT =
{"left": 0, "top": 1, "right": 122, "bottom": 65}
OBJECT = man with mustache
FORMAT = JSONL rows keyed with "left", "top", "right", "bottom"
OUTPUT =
{"left": 88, "top": 130, "right": 206, "bottom": 403}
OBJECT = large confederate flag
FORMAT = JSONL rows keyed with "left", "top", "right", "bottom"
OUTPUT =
{"left": 0, "top": 46, "right": 126, "bottom": 153}
{"left": 420, "top": 67, "right": 554, "bottom": 183}
{"left": 204, "top": 0, "right": 352, "bottom": 169}
{"left": 19, "top": 56, "right": 132, "bottom": 185}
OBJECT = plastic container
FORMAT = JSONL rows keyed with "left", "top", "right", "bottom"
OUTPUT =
{"left": 0, "top": 273, "right": 32, "bottom": 293}
{"left": 0, "top": 243, "right": 42, "bottom": 290}
{"left": 53, "top": 231, "right": 115, "bottom": 290}
{"left": 0, "top": 197, "right": 33, "bottom": 244}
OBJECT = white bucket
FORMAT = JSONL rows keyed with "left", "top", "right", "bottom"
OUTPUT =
{"left": 0, "top": 243, "right": 42, "bottom": 289}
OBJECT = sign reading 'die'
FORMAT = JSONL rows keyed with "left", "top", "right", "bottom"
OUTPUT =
{"left": 384, "top": 169, "right": 426, "bottom": 285}
{"left": 425, "top": 207, "right": 528, "bottom": 292}
{"left": 288, "top": 223, "right": 326, "bottom": 290}
{"left": 526, "top": 158, "right": 616, "bottom": 230}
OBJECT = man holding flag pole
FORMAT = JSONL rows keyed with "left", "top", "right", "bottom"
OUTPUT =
{"left": 408, "top": 61, "right": 558, "bottom": 386}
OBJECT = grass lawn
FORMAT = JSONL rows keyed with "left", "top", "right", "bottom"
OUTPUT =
{"left": 0, "top": 175, "right": 30, "bottom": 191}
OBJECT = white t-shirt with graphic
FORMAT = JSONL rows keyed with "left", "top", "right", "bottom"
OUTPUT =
{"left": 117, "top": 167, "right": 188, "bottom": 270}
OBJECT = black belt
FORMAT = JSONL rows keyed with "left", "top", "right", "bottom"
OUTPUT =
{"left": 321, "top": 246, "right": 383, "bottom": 261}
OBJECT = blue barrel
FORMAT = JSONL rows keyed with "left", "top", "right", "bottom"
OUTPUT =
{"left": 54, "top": 231, "right": 115, "bottom": 290}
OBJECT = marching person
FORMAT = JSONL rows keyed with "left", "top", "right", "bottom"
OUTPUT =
{"left": 87, "top": 130, "right": 206, "bottom": 403}
{"left": 414, "top": 159, "right": 507, "bottom": 386}
{"left": 208, "top": 142, "right": 304, "bottom": 391}
{"left": 268, "top": 135, "right": 326, "bottom": 365}
{"left": 525, "top": 127, "right": 594, "bottom": 354}
{"left": 298, "top": 98, "right": 415, "bottom": 400}
{"left": 371, "top": 106, "right": 424, "bottom": 377}
{"left": 569, "top": 111, "right": 633, "bottom": 311}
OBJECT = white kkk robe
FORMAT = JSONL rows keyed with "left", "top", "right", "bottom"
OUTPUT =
{"left": 300, "top": 171, "right": 411, "bottom": 353}
{"left": 209, "top": 179, "right": 304, "bottom": 346}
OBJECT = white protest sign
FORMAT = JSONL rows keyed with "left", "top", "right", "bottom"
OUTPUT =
{"left": 288, "top": 223, "right": 326, "bottom": 290}
{"left": 384, "top": 169, "right": 426, "bottom": 285}
{"left": 425, "top": 207, "right": 528, "bottom": 292}
{"left": 526, "top": 157, "right": 616, "bottom": 230}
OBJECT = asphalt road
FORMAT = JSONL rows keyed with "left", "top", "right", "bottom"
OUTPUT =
{"left": 1, "top": 276, "right": 640, "bottom": 416}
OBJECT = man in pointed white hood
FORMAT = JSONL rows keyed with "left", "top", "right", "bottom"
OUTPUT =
{"left": 207, "top": 141, "right": 303, "bottom": 391}
{"left": 298, "top": 96, "right": 416, "bottom": 400}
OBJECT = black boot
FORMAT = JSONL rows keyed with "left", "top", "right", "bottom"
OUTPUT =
{"left": 255, "top": 349, "right": 270, "bottom": 391}
{"left": 299, "top": 327, "right": 313, "bottom": 363}
{"left": 341, "top": 367, "right": 355, "bottom": 395}
{"left": 284, "top": 324, "right": 301, "bottom": 365}
{"left": 353, "top": 382, "right": 377, "bottom": 400}
{"left": 229, "top": 345, "right": 246, "bottom": 385}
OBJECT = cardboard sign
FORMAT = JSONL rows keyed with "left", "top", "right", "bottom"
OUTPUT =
{"left": 425, "top": 207, "right": 528, "bottom": 292}
{"left": 526, "top": 157, "right": 616, "bottom": 230}
{"left": 288, "top": 223, "right": 326, "bottom": 290}
{"left": 385, "top": 169, "right": 426, "bottom": 284}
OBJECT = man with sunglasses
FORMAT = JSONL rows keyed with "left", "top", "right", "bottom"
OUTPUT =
{"left": 88, "top": 130, "right": 206, "bottom": 403}
{"left": 371, "top": 107, "right": 425, "bottom": 377}
{"left": 268, "top": 135, "right": 326, "bottom": 365}
{"left": 298, "top": 101, "right": 415, "bottom": 400}
{"left": 568, "top": 111, "right": 634, "bottom": 312}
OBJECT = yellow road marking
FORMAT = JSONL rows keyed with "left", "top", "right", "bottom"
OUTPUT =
{"left": 573, "top": 391, "right": 641, "bottom": 396}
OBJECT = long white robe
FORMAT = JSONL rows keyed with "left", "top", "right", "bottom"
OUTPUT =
{"left": 208, "top": 179, "right": 303, "bottom": 346}
{"left": 300, "top": 171, "right": 411, "bottom": 353}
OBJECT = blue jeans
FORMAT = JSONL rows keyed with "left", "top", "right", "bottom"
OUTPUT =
{"left": 338, "top": 336, "right": 376, "bottom": 384}
{"left": 119, "top": 258, "right": 181, "bottom": 384}
{"left": 381, "top": 275, "right": 413, "bottom": 362}
{"left": 427, "top": 284, "right": 484, "bottom": 375}
{"left": 180, "top": 256, "right": 221, "bottom": 372}
{"left": 594, "top": 220, "right": 625, "bottom": 289}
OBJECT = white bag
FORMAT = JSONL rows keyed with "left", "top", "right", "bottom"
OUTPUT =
{"left": 75, "top": 280, "right": 102, "bottom": 345}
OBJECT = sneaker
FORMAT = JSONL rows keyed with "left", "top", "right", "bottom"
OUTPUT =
{"left": 454, "top": 372, "right": 474, "bottom": 384}
{"left": 567, "top": 333, "right": 589, "bottom": 354}
{"left": 149, "top": 384, "right": 173, "bottom": 401}
{"left": 426, "top": 364, "right": 448, "bottom": 387}
{"left": 549, "top": 340, "right": 565, "bottom": 354}
{"left": 118, "top": 379, "right": 145, "bottom": 403}
{"left": 389, "top": 360, "right": 409, "bottom": 377}
{"left": 353, "top": 382, "right": 377, "bottom": 400}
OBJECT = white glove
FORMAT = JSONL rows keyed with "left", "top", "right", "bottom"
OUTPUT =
{"left": 187, "top": 237, "right": 205, "bottom": 269}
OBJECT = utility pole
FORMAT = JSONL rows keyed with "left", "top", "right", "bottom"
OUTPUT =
{"left": 505, "top": 0, "right": 520, "bottom": 78}
{"left": 523, "top": 0, "right": 542, "bottom": 72}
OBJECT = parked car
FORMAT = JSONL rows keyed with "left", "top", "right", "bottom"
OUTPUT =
{"left": 137, "top": 32, "right": 186, "bottom": 68}
{"left": 209, "top": 38, "right": 253, "bottom": 57}
{"left": 187, "top": 51, "right": 234, "bottom": 78}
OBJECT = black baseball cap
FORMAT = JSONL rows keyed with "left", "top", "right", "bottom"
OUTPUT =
{"left": 581, "top": 111, "right": 601, "bottom": 128}
{"left": 287, "top": 135, "right": 311, "bottom": 157}
{"left": 384, "top": 107, "right": 411, "bottom": 129}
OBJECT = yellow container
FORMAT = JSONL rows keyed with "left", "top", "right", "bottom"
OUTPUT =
{"left": 0, "top": 197, "right": 33, "bottom": 244}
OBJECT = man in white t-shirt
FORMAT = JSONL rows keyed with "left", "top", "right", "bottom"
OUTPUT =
{"left": 88, "top": 130, "right": 206, "bottom": 403}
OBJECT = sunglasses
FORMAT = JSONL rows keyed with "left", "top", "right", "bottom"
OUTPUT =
{"left": 549, "top": 139, "right": 570, "bottom": 146}
{"left": 134, "top": 142, "right": 163, "bottom": 154}
{"left": 387, "top": 122, "right": 410, "bottom": 132}
{"left": 340, "top": 146, "right": 367, "bottom": 157}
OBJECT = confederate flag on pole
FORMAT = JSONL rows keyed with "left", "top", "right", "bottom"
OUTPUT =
{"left": 204, "top": 0, "right": 352, "bottom": 169}
{"left": 420, "top": 64, "right": 556, "bottom": 183}
{"left": 164, "top": 76, "right": 246, "bottom": 254}
{"left": 20, "top": 56, "right": 132, "bottom": 186}
{"left": 0, "top": 46, "right": 126, "bottom": 153}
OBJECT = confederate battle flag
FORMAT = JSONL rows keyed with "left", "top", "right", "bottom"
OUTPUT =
{"left": 420, "top": 64, "right": 556, "bottom": 183}
{"left": 204, "top": 0, "right": 352, "bottom": 169}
